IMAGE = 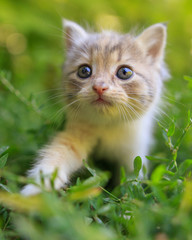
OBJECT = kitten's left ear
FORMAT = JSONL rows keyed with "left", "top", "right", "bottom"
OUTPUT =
{"left": 137, "top": 23, "right": 167, "bottom": 63}
{"left": 62, "top": 19, "right": 87, "bottom": 49}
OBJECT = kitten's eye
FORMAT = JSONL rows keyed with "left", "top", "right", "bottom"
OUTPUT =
{"left": 116, "top": 66, "right": 133, "bottom": 80}
{"left": 77, "top": 65, "right": 92, "bottom": 79}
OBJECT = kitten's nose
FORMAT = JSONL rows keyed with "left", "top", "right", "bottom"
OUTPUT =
{"left": 92, "top": 83, "right": 109, "bottom": 95}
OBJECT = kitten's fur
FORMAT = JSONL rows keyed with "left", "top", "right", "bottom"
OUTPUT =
{"left": 21, "top": 20, "right": 169, "bottom": 196}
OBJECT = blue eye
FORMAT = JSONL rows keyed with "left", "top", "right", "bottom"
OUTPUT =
{"left": 77, "top": 65, "right": 92, "bottom": 79}
{"left": 116, "top": 66, "right": 133, "bottom": 80}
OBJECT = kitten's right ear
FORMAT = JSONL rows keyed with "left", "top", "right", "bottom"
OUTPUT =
{"left": 62, "top": 19, "right": 87, "bottom": 49}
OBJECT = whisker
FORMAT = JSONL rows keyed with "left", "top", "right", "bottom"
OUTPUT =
{"left": 121, "top": 103, "right": 134, "bottom": 122}
{"left": 35, "top": 88, "right": 66, "bottom": 95}
{"left": 72, "top": 102, "right": 81, "bottom": 121}
{"left": 125, "top": 91, "right": 187, "bottom": 108}
{"left": 50, "top": 99, "right": 80, "bottom": 122}
{"left": 161, "top": 95, "right": 187, "bottom": 107}
{"left": 154, "top": 106, "right": 174, "bottom": 122}
{"left": 37, "top": 94, "right": 76, "bottom": 110}
{"left": 119, "top": 104, "right": 126, "bottom": 123}
{"left": 121, "top": 104, "right": 130, "bottom": 123}
{"left": 124, "top": 102, "right": 142, "bottom": 120}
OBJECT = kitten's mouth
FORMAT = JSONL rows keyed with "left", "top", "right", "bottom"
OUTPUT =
{"left": 92, "top": 97, "right": 112, "bottom": 106}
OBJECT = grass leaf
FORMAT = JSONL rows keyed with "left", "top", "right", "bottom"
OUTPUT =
{"left": 178, "top": 159, "right": 192, "bottom": 177}
{"left": 167, "top": 122, "right": 175, "bottom": 137}
{"left": 0, "top": 154, "right": 8, "bottom": 168}
{"left": 134, "top": 156, "right": 142, "bottom": 178}
{"left": 0, "top": 146, "right": 9, "bottom": 156}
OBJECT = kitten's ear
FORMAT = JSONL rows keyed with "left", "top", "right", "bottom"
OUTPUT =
{"left": 137, "top": 23, "right": 167, "bottom": 62}
{"left": 62, "top": 19, "right": 87, "bottom": 49}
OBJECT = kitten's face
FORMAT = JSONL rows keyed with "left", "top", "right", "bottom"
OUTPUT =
{"left": 63, "top": 20, "right": 168, "bottom": 124}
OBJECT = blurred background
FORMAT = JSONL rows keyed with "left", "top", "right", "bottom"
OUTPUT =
{"left": 0, "top": 0, "right": 192, "bottom": 175}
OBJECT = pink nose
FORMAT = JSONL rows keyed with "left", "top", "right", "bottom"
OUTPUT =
{"left": 92, "top": 84, "right": 109, "bottom": 95}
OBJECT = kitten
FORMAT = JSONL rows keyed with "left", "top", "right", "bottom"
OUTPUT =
{"left": 21, "top": 19, "right": 169, "bottom": 196}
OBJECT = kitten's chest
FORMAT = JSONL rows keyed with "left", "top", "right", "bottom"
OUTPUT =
{"left": 94, "top": 123, "right": 139, "bottom": 161}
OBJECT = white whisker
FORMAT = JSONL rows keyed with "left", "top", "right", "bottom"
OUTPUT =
{"left": 50, "top": 99, "right": 80, "bottom": 122}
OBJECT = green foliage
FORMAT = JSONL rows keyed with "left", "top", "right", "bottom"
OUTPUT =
{"left": 0, "top": 0, "right": 192, "bottom": 239}
{"left": 133, "top": 156, "right": 142, "bottom": 178}
{"left": 0, "top": 111, "right": 192, "bottom": 240}
{"left": 0, "top": 147, "right": 9, "bottom": 169}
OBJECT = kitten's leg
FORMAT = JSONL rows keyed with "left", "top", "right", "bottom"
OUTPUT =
{"left": 21, "top": 128, "right": 95, "bottom": 196}
{"left": 124, "top": 120, "right": 152, "bottom": 178}
{"left": 114, "top": 134, "right": 151, "bottom": 179}
{"left": 122, "top": 140, "right": 150, "bottom": 179}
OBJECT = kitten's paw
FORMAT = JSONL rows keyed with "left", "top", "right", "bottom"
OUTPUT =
{"left": 21, "top": 170, "right": 69, "bottom": 196}
{"left": 21, "top": 184, "right": 41, "bottom": 196}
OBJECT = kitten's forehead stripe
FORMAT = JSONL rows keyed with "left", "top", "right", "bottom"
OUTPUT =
{"left": 117, "top": 45, "right": 122, "bottom": 62}
{"left": 91, "top": 43, "right": 101, "bottom": 52}
{"left": 69, "top": 32, "right": 144, "bottom": 69}
{"left": 109, "top": 44, "right": 120, "bottom": 53}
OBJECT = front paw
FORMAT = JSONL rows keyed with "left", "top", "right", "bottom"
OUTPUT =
{"left": 21, "top": 184, "right": 42, "bottom": 196}
{"left": 21, "top": 170, "right": 69, "bottom": 196}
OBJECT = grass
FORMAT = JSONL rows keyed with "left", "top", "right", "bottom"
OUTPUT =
{"left": 0, "top": 72, "right": 192, "bottom": 240}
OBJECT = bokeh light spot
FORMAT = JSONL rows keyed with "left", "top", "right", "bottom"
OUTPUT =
{"left": 6, "top": 33, "right": 27, "bottom": 55}
{"left": 0, "top": 24, "right": 16, "bottom": 46}
{"left": 95, "top": 14, "right": 121, "bottom": 31}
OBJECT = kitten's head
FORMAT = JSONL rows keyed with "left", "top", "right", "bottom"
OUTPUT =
{"left": 62, "top": 20, "right": 169, "bottom": 124}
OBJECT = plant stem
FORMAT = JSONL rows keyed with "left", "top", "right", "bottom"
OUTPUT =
{"left": 174, "top": 119, "right": 192, "bottom": 151}
{"left": 0, "top": 75, "right": 47, "bottom": 120}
